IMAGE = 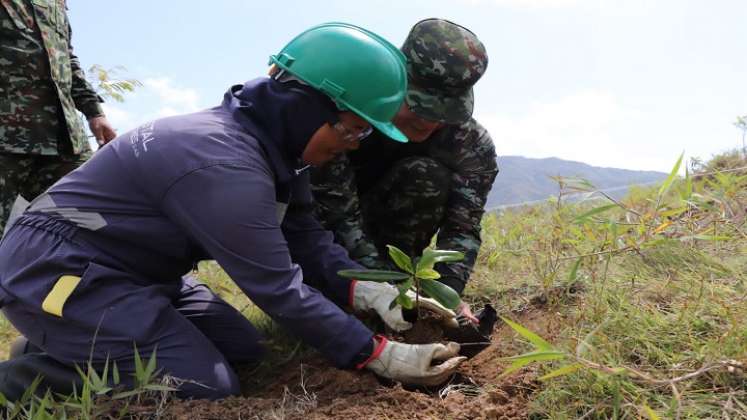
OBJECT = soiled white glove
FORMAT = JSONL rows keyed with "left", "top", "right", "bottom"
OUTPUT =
{"left": 363, "top": 337, "right": 466, "bottom": 386}
{"left": 351, "top": 281, "right": 458, "bottom": 332}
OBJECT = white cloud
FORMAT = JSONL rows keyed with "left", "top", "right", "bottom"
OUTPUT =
{"left": 100, "top": 103, "right": 136, "bottom": 130}
{"left": 456, "top": 0, "right": 583, "bottom": 8}
{"left": 143, "top": 77, "right": 201, "bottom": 113}
{"left": 455, "top": 0, "right": 653, "bottom": 15}
{"left": 97, "top": 76, "right": 204, "bottom": 133}
{"left": 476, "top": 90, "right": 694, "bottom": 171}
{"left": 489, "top": 0, "right": 583, "bottom": 8}
{"left": 478, "top": 89, "right": 741, "bottom": 173}
{"left": 154, "top": 106, "right": 183, "bottom": 118}
{"left": 479, "top": 90, "right": 643, "bottom": 165}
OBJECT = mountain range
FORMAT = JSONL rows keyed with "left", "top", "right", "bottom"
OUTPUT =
{"left": 486, "top": 156, "right": 668, "bottom": 208}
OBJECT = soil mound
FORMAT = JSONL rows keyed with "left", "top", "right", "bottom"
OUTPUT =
{"left": 164, "top": 309, "right": 547, "bottom": 420}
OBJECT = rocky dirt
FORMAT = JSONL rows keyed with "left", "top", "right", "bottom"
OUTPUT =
{"left": 162, "top": 309, "right": 556, "bottom": 420}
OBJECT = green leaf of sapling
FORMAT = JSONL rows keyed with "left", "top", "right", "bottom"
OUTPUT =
{"left": 337, "top": 269, "right": 411, "bottom": 282}
{"left": 386, "top": 245, "right": 413, "bottom": 274}
{"left": 419, "top": 279, "right": 460, "bottom": 310}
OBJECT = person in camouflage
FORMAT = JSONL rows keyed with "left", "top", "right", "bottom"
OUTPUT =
{"left": 311, "top": 18, "right": 498, "bottom": 323}
{"left": 0, "top": 0, "right": 116, "bottom": 233}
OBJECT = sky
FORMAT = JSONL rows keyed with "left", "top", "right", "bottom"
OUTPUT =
{"left": 68, "top": 0, "right": 747, "bottom": 173}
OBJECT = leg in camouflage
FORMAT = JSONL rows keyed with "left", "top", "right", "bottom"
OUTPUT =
{"left": 0, "top": 154, "right": 35, "bottom": 234}
{"left": 0, "top": 151, "right": 91, "bottom": 233}
{"left": 361, "top": 156, "right": 451, "bottom": 257}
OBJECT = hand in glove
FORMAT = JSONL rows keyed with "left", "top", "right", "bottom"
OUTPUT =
{"left": 350, "top": 280, "right": 458, "bottom": 332}
{"left": 359, "top": 336, "right": 466, "bottom": 386}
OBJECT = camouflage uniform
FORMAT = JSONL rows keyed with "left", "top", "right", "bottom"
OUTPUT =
{"left": 0, "top": 0, "right": 102, "bottom": 232}
{"left": 311, "top": 19, "right": 499, "bottom": 295}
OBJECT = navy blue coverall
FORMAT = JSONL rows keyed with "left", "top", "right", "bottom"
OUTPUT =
{"left": 0, "top": 78, "right": 374, "bottom": 399}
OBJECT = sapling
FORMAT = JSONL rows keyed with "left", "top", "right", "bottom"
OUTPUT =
{"left": 338, "top": 244, "right": 463, "bottom": 312}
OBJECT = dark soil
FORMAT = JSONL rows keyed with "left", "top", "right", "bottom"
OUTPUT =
{"left": 400, "top": 309, "right": 447, "bottom": 344}
{"left": 161, "top": 307, "right": 554, "bottom": 420}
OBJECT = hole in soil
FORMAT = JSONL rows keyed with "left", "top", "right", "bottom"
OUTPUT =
{"left": 396, "top": 304, "right": 498, "bottom": 358}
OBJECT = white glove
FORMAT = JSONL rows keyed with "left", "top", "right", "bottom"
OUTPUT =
{"left": 362, "top": 336, "right": 466, "bottom": 386}
{"left": 351, "top": 281, "right": 458, "bottom": 332}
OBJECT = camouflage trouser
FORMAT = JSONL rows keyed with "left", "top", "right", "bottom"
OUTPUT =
{"left": 0, "top": 152, "right": 91, "bottom": 233}
{"left": 361, "top": 156, "right": 451, "bottom": 258}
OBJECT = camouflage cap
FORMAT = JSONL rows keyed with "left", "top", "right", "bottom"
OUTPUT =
{"left": 401, "top": 18, "right": 488, "bottom": 124}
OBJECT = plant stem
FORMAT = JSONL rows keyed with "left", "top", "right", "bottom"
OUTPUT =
{"left": 557, "top": 246, "right": 634, "bottom": 261}
{"left": 415, "top": 277, "right": 421, "bottom": 319}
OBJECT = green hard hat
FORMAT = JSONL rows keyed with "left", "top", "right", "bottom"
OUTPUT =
{"left": 269, "top": 22, "right": 409, "bottom": 143}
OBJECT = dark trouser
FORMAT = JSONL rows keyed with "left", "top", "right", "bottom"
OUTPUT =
{"left": 362, "top": 156, "right": 451, "bottom": 257}
{"left": 0, "top": 151, "right": 91, "bottom": 234}
{"left": 0, "top": 221, "right": 264, "bottom": 401}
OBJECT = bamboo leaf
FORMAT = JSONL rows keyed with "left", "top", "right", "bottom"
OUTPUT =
{"left": 133, "top": 345, "right": 144, "bottom": 384}
{"left": 658, "top": 152, "right": 684, "bottom": 198}
{"left": 95, "top": 386, "right": 113, "bottom": 396}
{"left": 573, "top": 204, "right": 618, "bottom": 224}
{"left": 498, "top": 358, "right": 533, "bottom": 378}
{"left": 112, "top": 389, "right": 143, "bottom": 400}
{"left": 88, "top": 363, "right": 102, "bottom": 386}
{"left": 113, "top": 361, "right": 120, "bottom": 385}
{"left": 678, "top": 234, "right": 732, "bottom": 242}
{"left": 653, "top": 221, "right": 672, "bottom": 234}
{"left": 562, "top": 177, "right": 596, "bottom": 192}
{"left": 498, "top": 350, "right": 566, "bottom": 378}
{"left": 642, "top": 404, "right": 661, "bottom": 420}
{"left": 419, "top": 279, "right": 460, "bottom": 309}
{"left": 659, "top": 207, "right": 687, "bottom": 218}
{"left": 539, "top": 363, "right": 583, "bottom": 381}
{"left": 144, "top": 347, "right": 158, "bottom": 382}
{"left": 386, "top": 245, "right": 413, "bottom": 274}
{"left": 501, "top": 350, "right": 566, "bottom": 362}
{"left": 500, "top": 316, "right": 556, "bottom": 351}
{"left": 337, "top": 269, "right": 411, "bottom": 282}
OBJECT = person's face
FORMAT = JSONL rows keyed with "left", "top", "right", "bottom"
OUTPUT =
{"left": 392, "top": 103, "right": 443, "bottom": 143}
{"left": 301, "top": 111, "right": 372, "bottom": 166}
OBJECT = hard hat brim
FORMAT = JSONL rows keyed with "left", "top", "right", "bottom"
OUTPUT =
{"left": 371, "top": 120, "right": 409, "bottom": 143}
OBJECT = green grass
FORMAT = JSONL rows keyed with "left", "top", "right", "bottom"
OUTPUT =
{"left": 465, "top": 151, "right": 747, "bottom": 419}
{"left": 0, "top": 316, "right": 19, "bottom": 360}
{"left": 0, "top": 261, "right": 301, "bottom": 418}
{"left": 2, "top": 150, "right": 747, "bottom": 418}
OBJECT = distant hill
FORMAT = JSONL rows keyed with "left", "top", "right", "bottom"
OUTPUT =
{"left": 487, "top": 156, "right": 668, "bottom": 208}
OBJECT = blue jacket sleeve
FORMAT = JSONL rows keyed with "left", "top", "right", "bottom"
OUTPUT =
{"left": 160, "top": 162, "right": 373, "bottom": 368}
{"left": 281, "top": 172, "right": 364, "bottom": 307}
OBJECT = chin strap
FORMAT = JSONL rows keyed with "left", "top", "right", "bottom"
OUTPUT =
{"left": 294, "top": 164, "right": 311, "bottom": 175}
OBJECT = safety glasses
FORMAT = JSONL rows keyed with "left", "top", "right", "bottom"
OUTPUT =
{"left": 333, "top": 122, "right": 373, "bottom": 142}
